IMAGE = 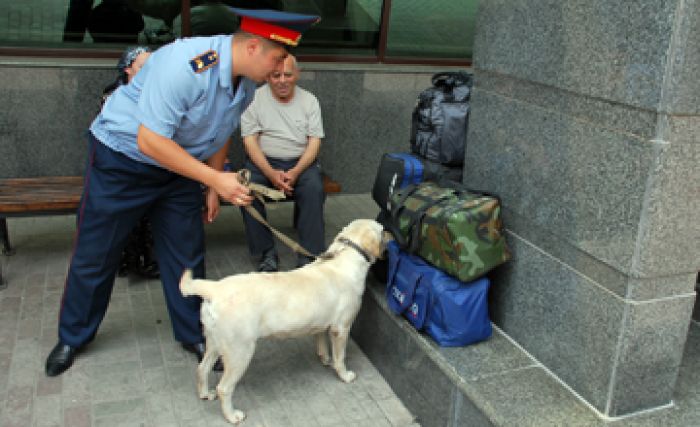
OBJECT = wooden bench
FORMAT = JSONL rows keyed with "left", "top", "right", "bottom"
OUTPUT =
{"left": 0, "top": 174, "right": 340, "bottom": 287}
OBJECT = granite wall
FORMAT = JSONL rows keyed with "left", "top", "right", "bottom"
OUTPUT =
{"left": 467, "top": 0, "right": 699, "bottom": 418}
{"left": 0, "top": 63, "right": 449, "bottom": 194}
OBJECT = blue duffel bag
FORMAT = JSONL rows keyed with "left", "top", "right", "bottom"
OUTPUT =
{"left": 385, "top": 241, "right": 492, "bottom": 347}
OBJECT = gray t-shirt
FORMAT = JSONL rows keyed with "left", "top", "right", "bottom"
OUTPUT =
{"left": 240, "top": 84, "right": 324, "bottom": 160}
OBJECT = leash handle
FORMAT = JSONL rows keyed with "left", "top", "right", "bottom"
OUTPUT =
{"left": 237, "top": 169, "right": 286, "bottom": 201}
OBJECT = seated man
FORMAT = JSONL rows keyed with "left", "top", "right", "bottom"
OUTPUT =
{"left": 240, "top": 54, "right": 325, "bottom": 272}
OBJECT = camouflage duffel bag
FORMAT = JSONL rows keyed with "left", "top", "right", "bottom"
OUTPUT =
{"left": 386, "top": 181, "right": 510, "bottom": 282}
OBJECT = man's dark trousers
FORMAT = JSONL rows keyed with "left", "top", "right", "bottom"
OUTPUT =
{"left": 241, "top": 157, "right": 325, "bottom": 258}
{"left": 58, "top": 133, "right": 206, "bottom": 349}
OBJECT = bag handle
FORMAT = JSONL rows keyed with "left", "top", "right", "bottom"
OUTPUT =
{"left": 436, "top": 178, "right": 502, "bottom": 202}
{"left": 431, "top": 71, "right": 473, "bottom": 90}
{"left": 386, "top": 260, "right": 421, "bottom": 314}
{"left": 386, "top": 245, "right": 401, "bottom": 286}
{"left": 403, "top": 193, "right": 454, "bottom": 254}
{"left": 388, "top": 184, "right": 454, "bottom": 252}
{"left": 406, "top": 272, "right": 428, "bottom": 329}
{"left": 386, "top": 184, "right": 421, "bottom": 247}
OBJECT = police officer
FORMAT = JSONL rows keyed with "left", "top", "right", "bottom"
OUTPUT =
{"left": 45, "top": 8, "right": 320, "bottom": 377}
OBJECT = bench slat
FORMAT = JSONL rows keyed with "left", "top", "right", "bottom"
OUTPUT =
{"left": 0, "top": 174, "right": 339, "bottom": 215}
{"left": 0, "top": 177, "right": 83, "bottom": 214}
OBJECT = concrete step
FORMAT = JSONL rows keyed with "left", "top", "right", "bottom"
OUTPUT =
{"left": 352, "top": 278, "right": 700, "bottom": 427}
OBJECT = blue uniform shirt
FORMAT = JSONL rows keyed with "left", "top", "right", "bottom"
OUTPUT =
{"left": 90, "top": 35, "right": 256, "bottom": 167}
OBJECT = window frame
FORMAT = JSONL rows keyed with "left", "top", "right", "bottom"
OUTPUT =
{"left": 0, "top": 0, "right": 471, "bottom": 66}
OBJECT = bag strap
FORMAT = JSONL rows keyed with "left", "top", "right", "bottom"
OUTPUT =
{"left": 386, "top": 256, "right": 421, "bottom": 314}
{"left": 436, "top": 178, "right": 502, "bottom": 202}
{"left": 389, "top": 184, "right": 456, "bottom": 251}
{"left": 387, "top": 184, "right": 421, "bottom": 247}
{"left": 386, "top": 244, "right": 401, "bottom": 286}
{"left": 431, "top": 71, "right": 473, "bottom": 89}
{"left": 404, "top": 196, "right": 447, "bottom": 253}
{"left": 408, "top": 273, "right": 429, "bottom": 329}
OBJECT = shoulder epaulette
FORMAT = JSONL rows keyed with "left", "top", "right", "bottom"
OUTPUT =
{"left": 189, "top": 50, "right": 218, "bottom": 73}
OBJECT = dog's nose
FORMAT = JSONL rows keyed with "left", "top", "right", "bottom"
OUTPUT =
{"left": 382, "top": 230, "right": 394, "bottom": 244}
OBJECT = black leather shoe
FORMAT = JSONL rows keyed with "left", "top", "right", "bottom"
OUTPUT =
{"left": 45, "top": 342, "right": 78, "bottom": 377}
{"left": 182, "top": 342, "right": 223, "bottom": 371}
{"left": 258, "top": 254, "right": 279, "bottom": 272}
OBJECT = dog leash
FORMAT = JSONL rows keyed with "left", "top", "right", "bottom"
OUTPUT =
{"left": 236, "top": 170, "right": 374, "bottom": 264}
{"left": 236, "top": 170, "right": 318, "bottom": 259}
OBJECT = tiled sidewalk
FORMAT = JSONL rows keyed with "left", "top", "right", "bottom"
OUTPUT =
{"left": 0, "top": 194, "right": 418, "bottom": 427}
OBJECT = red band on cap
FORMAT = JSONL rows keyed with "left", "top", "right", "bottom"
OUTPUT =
{"left": 240, "top": 16, "right": 301, "bottom": 46}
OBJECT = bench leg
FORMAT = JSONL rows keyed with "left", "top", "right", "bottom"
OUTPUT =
{"left": 1, "top": 218, "right": 15, "bottom": 256}
{"left": 0, "top": 261, "right": 5, "bottom": 290}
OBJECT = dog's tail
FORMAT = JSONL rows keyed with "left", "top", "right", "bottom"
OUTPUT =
{"left": 179, "top": 269, "right": 216, "bottom": 301}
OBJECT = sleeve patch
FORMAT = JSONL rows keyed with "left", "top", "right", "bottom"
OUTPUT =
{"left": 189, "top": 50, "right": 218, "bottom": 73}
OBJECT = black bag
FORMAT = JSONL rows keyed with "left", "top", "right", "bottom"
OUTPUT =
{"left": 372, "top": 153, "right": 463, "bottom": 212}
{"left": 410, "top": 71, "right": 473, "bottom": 166}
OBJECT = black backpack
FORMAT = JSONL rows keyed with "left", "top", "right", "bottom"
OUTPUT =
{"left": 410, "top": 71, "right": 473, "bottom": 166}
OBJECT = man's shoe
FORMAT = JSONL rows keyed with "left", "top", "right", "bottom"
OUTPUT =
{"left": 257, "top": 253, "right": 279, "bottom": 272}
{"left": 45, "top": 342, "right": 78, "bottom": 377}
{"left": 182, "top": 342, "right": 223, "bottom": 371}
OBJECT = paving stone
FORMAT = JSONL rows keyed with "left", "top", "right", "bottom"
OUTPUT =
{"left": 33, "top": 394, "right": 62, "bottom": 427}
{"left": 63, "top": 405, "right": 91, "bottom": 427}
{"left": 35, "top": 375, "right": 61, "bottom": 397}
{"left": 0, "top": 197, "right": 413, "bottom": 426}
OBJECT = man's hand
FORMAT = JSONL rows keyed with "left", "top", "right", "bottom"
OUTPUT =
{"left": 268, "top": 169, "right": 294, "bottom": 195}
{"left": 203, "top": 188, "right": 220, "bottom": 223}
{"left": 282, "top": 169, "right": 300, "bottom": 189}
{"left": 212, "top": 172, "right": 254, "bottom": 206}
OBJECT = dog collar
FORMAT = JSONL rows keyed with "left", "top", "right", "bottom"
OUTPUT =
{"left": 337, "top": 237, "right": 373, "bottom": 263}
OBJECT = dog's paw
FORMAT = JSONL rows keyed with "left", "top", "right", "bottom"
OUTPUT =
{"left": 339, "top": 370, "right": 356, "bottom": 383}
{"left": 225, "top": 410, "right": 246, "bottom": 424}
{"left": 199, "top": 390, "right": 217, "bottom": 400}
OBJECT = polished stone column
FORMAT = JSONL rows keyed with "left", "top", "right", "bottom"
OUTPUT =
{"left": 464, "top": 0, "right": 700, "bottom": 417}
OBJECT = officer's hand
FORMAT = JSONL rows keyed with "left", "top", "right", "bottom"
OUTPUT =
{"left": 215, "top": 172, "right": 253, "bottom": 206}
{"left": 204, "top": 187, "right": 220, "bottom": 223}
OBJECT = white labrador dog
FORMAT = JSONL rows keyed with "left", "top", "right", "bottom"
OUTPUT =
{"left": 179, "top": 219, "right": 385, "bottom": 424}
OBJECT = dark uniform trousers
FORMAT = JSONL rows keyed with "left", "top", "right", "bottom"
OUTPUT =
{"left": 58, "top": 133, "right": 206, "bottom": 348}
{"left": 241, "top": 157, "right": 325, "bottom": 258}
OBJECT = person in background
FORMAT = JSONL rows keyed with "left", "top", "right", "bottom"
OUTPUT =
{"left": 62, "top": 0, "right": 94, "bottom": 42}
{"left": 100, "top": 46, "right": 160, "bottom": 279}
{"left": 240, "top": 54, "right": 326, "bottom": 272}
{"left": 87, "top": 0, "right": 145, "bottom": 44}
{"left": 101, "top": 46, "right": 151, "bottom": 105}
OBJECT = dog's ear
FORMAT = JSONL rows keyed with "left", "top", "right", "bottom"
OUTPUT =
{"left": 359, "top": 227, "right": 385, "bottom": 261}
